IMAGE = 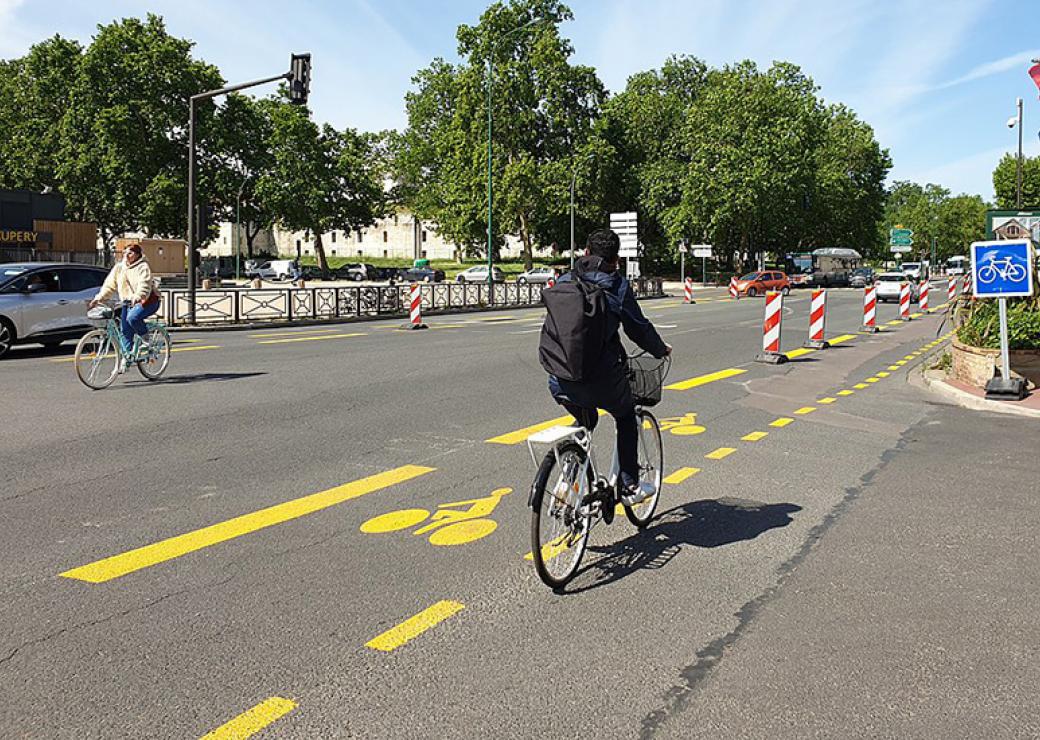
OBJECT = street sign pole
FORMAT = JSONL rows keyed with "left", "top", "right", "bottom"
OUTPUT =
{"left": 680, "top": 250, "right": 685, "bottom": 285}
{"left": 998, "top": 297, "right": 1012, "bottom": 384}
{"left": 702, "top": 255, "right": 706, "bottom": 285}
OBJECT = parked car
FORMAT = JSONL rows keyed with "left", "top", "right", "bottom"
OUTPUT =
{"left": 399, "top": 266, "right": 445, "bottom": 283}
{"left": 334, "top": 263, "right": 383, "bottom": 282}
{"left": 516, "top": 267, "right": 559, "bottom": 285}
{"left": 246, "top": 259, "right": 296, "bottom": 281}
{"left": 0, "top": 262, "right": 110, "bottom": 359}
{"left": 875, "top": 272, "right": 920, "bottom": 303}
{"left": 455, "top": 265, "right": 505, "bottom": 283}
{"left": 849, "top": 267, "right": 876, "bottom": 288}
{"left": 731, "top": 270, "right": 791, "bottom": 297}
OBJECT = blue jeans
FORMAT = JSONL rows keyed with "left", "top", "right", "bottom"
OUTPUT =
{"left": 120, "top": 302, "right": 159, "bottom": 353}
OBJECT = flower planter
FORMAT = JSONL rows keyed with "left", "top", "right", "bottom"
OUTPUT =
{"left": 1010, "top": 348, "right": 1040, "bottom": 387}
{"left": 951, "top": 338, "right": 1000, "bottom": 389}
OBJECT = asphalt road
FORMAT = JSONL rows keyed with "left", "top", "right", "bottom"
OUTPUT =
{"left": 2, "top": 285, "right": 1035, "bottom": 738}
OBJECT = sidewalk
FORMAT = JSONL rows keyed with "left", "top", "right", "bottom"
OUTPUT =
{"left": 651, "top": 399, "right": 1040, "bottom": 738}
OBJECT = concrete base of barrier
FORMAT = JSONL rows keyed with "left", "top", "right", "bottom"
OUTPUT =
{"left": 984, "top": 376, "right": 1028, "bottom": 401}
{"left": 804, "top": 339, "right": 830, "bottom": 350}
{"left": 861, "top": 325, "right": 880, "bottom": 333}
{"left": 401, "top": 322, "right": 428, "bottom": 330}
{"left": 755, "top": 352, "right": 788, "bottom": 365}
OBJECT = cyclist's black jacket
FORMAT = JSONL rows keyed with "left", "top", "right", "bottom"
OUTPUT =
{"left": 556, "top": 255, "right": 668, "bottom": 377}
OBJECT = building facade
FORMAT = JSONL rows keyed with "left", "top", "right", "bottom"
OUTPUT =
{"left": 0, "top": 189, "right": 99, "bottom": 263}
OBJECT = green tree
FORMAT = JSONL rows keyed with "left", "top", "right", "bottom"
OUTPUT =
{"left": 993, "top": 153, "right": 1040, "bottom": 208}
{"left": 396, "top": 0, "right": 606, "bottom": 269}
{"left": 937, "top": 194, "right": 987, "bottom": 259}
{"left": 882, "top": 182, "right": 986, "bottom": 263}
{"left": 255, "top": 102, "right": 386, "bottom": 276}
{"left": 57, "top": 14, "right": 223, "bottom": 247}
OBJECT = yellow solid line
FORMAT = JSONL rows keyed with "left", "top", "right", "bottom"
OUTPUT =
{"left": 742, "top": 431, "right": 768, "bottom": 442}
{"left": 827, "top": 334, "right": 858, "bottom": 345}
{"left": 51, "top": 345, "right": 221, "bottom": 363}
{"left": 257, "top": 332, "right": 365, "bottom": 344}
{"left": 705, "top": 447, "right": 736, "bottom": 460}
{"left": 770, "top": 417, "right": 794, "bottom": 427}
{"left": 366, "top": 600, "right": 464, "bottom": 652}
{"left": 248, "top": 328, "right": 340, "bottom": 338}
{"left": 785, "top": 347, "right": 815, "bottom": 359}
{"left": 817, "top": 397, "right": 837, "bottom": 404}
{"left": 666, "top": 367, "right": 747, "bottom": 391}
{"left": 886, "top": 320, "right": 903, "bottom": 326}
{"left": 911, "top": 312, "right": 923, "bottom": 318}
{"left": 664, "top": 467, "right": 701, "bottom": 484}
{"left": 200, "top": 697, "right": 297, "bottom": 740}
{"left": 837, "top": 389, "right": 854, "bottom": 396}
{"left": 61, "top": 464, "right": 435, "bottom": 584}
{"left": 794, "top": 406, "right": 816, "bottom": 415}
{"left": 486, "top": 410, "right": 606, "bottom": 445}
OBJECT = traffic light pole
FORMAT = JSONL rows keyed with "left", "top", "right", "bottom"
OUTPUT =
{"left": 186, "top": 64, "right": 308, "bottom": 324}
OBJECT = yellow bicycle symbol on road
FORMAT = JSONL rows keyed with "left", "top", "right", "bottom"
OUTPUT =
{"left": 657, "top": 412, "right": 706, "bottom": 436}
{"left": 360, "top": 487, "right": 512, "bottom": 547}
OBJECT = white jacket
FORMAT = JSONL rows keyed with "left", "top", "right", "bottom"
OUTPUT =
{"left": 94, "top": 258, "right": 157, "bottom": 304}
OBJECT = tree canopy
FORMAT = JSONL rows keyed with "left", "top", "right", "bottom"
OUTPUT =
{"left": 993, "top": 153, "right": 1040, "bottom": 209}
{"left": 882, "top": 181, "right": 988, "bottom": 262}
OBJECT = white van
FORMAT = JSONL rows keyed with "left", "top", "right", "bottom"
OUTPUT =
{"left": 945, "top": 256, "right": 968, "bottom": 276}
{"left": 247, "top": 260, "right": 296, "bottom": 281}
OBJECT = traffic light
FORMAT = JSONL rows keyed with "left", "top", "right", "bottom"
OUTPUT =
{"left": 194, "top": 203, "right": 214, "bottom": 243}
{"left": 289, "top": 53, "right": 311, "bottom": 105}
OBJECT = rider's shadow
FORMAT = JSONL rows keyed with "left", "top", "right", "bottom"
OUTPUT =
{"left": 567, "top": 498, "right": 802, "bottom": 593}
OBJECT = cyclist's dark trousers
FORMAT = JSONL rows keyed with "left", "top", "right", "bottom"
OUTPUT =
{"left": 549, "top": 365, "right": 639, "bottom": 488}
{"left": 120, "top": 302, "right": 159, "bottom": 352}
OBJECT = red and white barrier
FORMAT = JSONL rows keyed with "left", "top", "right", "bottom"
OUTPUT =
{"left": 728, "top": 277, "right": 739, "bottom": 299}
{"left": 546, "top": 277, "right": 555, "bottom": 289}
{"left": 948, "top": 277, "right": 956, "bottom": 303}
{"left": 683, "top": 277, "right": 695, "bottom": 304}
{"left": 962, "top": 274, "right": 971, "bottom": 296}
{"left": 899, "top": 282, "right": 912, "bottom": 321}
{"left": 405, "top": 282, "right": 428, "bottom": 330}
{"left": 755, "top": 290, "right": 787, "bottom": 364}
{"left": 804, "top": 288, "right": 829, "bottom": 349}
{"left": 919, "top": 280, "right": 929, "bottom": 312}
{"left": 862, "top": 285, "right": 879, "bottom": 332}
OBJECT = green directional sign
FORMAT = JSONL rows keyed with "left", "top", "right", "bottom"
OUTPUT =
{"left": 890, "top": 236, "right": 913, "bottom": 246}
{"left": 890, "top": 228, "right": 913, "bottom": 238}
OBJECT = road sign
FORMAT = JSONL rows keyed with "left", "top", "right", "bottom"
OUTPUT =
{"left": 970, "top": 239, "right": 1035, "bottom": 298}
{"left": 890, "top": 227, "right": 913, "bottom": 239}
{"left": 678, "top": 240, "right": 689, "bottom": 254}
{"left": 610, "top": 211, "right": 639, "bottom": 258}
{"left": 889, "top": 227, "right": 913, "bottom": 248}
{"left": 890, "top": 245, "right": 912, "bottom": 254}
{"left": 692, "top": 245, "right": 713, "bottom": 258}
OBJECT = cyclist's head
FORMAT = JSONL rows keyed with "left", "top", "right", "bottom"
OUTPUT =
{"left": 124, "top": 244, "right": 142, "bottom": 264}
{"left": 586, "top": 229, "right": 620, "bottom": 268}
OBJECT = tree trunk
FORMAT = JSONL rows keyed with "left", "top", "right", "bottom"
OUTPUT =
{"left": 518, "top": 212, "right": 534, "bottom": 271}
{"left": 245, "top": 221, "right": 262, "bottom": 259}
{"left": 313, "top": 231, "right": 330, "bottom": 277}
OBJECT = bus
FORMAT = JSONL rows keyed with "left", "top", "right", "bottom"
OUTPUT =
{"left": 945, "top": 255, "right": 968, "bottom": 276}
{"left": 783, "top": 248, "right": 862, "bottom": 287}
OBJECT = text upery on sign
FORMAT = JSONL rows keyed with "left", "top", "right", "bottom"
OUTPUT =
{"left": 970, "top": 239, "right": 1035, "bottom": 298}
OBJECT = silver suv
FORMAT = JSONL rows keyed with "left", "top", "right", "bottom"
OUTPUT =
{"left": 0, "top": 262, "right": 109, "bottom": 358}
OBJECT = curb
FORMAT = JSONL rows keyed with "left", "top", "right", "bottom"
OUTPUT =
{"left": 914, "top": 367, "right": 1040, "bottom": 420}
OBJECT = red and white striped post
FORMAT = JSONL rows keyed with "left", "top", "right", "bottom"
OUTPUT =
{"left": 899, "top": 281, "right": 912, "bottom": 321}
{"left": 947, "top": 277, "right": 956, "bottom": 303}
{"left": 546, "top": 276, "right": 555, "bottom": 289}
{"left": 861, "top": 285, "right": 879, "bottom": 333}
{"left": 755, "top": 290, "right": 787, "bottom": 364}
{"left": 804, "top": 288, "right": 829, "bottom": 349}
{"left": 728, "top": 276, "right": 739, "bottom": 300}
{"left": 919, "top": 280, "right": 929, "bottom": 312}
{"left": 962, "top": 274, "right": 971, "bottom": 296}
{"left": 403, "top": 282, "right": 428, "bottom": 330}
{"left": 683, "top": 277, "right": 695, "bottom": 304}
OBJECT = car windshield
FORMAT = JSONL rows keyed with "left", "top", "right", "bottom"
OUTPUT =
{"left": 878, "top": 274, "right": 903, "bottom": 282}
{"left": 0, "top": 265, "right": 29, "bottom": 288}
{"left": 740, "top": 273, "right": 760, "bottom": 281}
{"left": 852, "top": 268, "right": 870, "bottom": 276}
{"left": 901, "top": 263, "right": 920, "bottom": 270}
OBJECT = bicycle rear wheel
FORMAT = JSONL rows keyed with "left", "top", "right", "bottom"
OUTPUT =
{"left": 74, "top": 329, "right": 119, "bottom": 390}
{"left": 137, "top": 325, "right": 170, "bottom": 380}
{"left": 530, "top": 441, "right": 592, "bottom": 589}
{"left": 624, "top": 410, "right": 663, "bottom": 528}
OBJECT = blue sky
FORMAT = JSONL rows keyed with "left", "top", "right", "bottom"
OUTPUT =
{"left": 3, "top": 0, "right": 1039, "bottom": 201}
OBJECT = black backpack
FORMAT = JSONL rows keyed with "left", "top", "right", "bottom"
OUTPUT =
{"left": 538, "top": 275, "right": 611, "bottom": 381}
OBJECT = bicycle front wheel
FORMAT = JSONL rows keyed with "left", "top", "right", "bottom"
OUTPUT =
{"left": 137, "top": 326, "right": 170, "bottom": 380}
{"left": 74, "top": 329, "right": 119, "bottom": 390}
{"left": 530, "top": 441, "right": 592, "bottom": 589}
{"left": 625, "top": 410, "right": 663, "bottom": 528}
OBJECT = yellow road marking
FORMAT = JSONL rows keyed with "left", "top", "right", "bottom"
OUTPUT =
{"left": 61, "top": 465, "right": 435, "bottom": 583}
{"left": 770, "top": 417, "right": 794, "bottom": 428}
{"left": 794, "top": 406, "right": 816, "bottom": 415}
{"left": 911, "top": 312, "right": 923, "bottom": 318}
{"left": 366, "top": 600, "right": 464, "bottom": 652}
{"left": 827, "top": 334, "right": 858, "bottom": 345}
{"left": 705, "top": 447, "right": 736, "bottom": 460}
{"left": 487, "top": 410, "right": 606, "bottom": 445}
{"left": 877, "top": 371, "right": 890, "bottom": 378}
{"left": 51, "top": 345, "right": 221, "bottom": 363}
{"left": 837, "top": 389, "right": 855, "bottom": 396}
{"left": 741, "top": 431, "right": 768, "bottom": 442}
{"left": 257, "top": 332, "right": 365, "bottom": 344}
{"left": 866, "top": 377, "right": 880, "bottom": 383}
{"left": 524, "top": 534, "right": 571, "bottom": 563}
{"left": 853, "top": 383, "right": 868, "bottom": 389}
{"left": 785, "top": 347, "right": 815, "bottom": 359}
{"left": 664, "top": 467, "right": 701, "bottom": 484}
{"left": 887, "top": 365, "right": 900, "bottom": 371}
{"left": 817, "top": 397, "right": 837, "bottom": 404}
{"left": 248, "top": 328, "right": 340, "bottom": 338}
{"left": 886, "top": 320, "right": 903, "bottom": 326}
{"left": 903, "top": 355, "right": 915, "bottom": 360}
{"left": 200, "top": 697, "right": 297, "bottom": 740}
{"left": 666, "top": 367, "right": 747, "bottom": 391}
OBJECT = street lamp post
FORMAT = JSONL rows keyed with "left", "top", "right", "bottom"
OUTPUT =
{"left": 1016, "top": 97, "right": 1024, "bottom": 209}
{"left": 235, "top": 176, "right": 252, "bottom": 282}
{"left": 568, "top": 153, "right": 594, "bottom": 271}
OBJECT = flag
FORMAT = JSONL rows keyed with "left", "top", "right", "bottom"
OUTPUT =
{"left": 1030, "top": 64, "right": 1040, "bottom": 97}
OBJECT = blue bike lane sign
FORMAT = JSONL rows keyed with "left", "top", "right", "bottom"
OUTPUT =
{"left": 970, "top": 239, "right": 1035, "bottom": 298}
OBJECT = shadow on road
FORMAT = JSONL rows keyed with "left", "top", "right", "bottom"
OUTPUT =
{"left": 121, "top": 371, "right": 267, "bottom": 387}
{"left": 564, "top": 497, "right": 802, "bottom": 594}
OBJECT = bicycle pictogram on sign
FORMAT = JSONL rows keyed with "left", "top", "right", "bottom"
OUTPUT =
{"left": 970, "top": 240, "right": 1035, "bottom": 298}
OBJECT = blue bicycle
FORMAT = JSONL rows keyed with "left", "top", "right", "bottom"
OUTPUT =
{"left": 74, "top": 303, "right": 171, "bottom": 389}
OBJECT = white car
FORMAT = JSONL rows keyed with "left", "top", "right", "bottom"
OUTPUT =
{"left": 516, "top": 267, "right": 559, "bottom": 285}
{"left": 455, "top": 265, "right": 505, "bottom": 283}
{"left": 900, "top": 262, "right": 927, "bottom": 281}
{"left": 875, "top": 272, "right": 919, "bottom": 303}
{"left": 246, "top": 259, "right": 296, "bottom": 281}
{"left": 0, "top": 262, "right": 109, "bottom": 358}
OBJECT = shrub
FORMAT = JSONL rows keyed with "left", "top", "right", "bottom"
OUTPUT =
{"left": 957, "top": 296, "right": 1040, "bottom": 350}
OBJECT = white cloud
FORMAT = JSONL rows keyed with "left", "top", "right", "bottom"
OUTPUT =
{"left": 0, "top": 0, "right": 32, "bottom": 59}
{"left": 900, "top": 138, "right": 1040, "bottom": 200}
{"left": 932, "top": 49, "right": 1040, "bottom": 91}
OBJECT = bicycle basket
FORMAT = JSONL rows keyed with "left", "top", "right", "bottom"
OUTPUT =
{"left": 627, "top": 354, "right": 669, "bottom": 406}
{"left": 86, "top": 305, "right": 115, "bottom": 327}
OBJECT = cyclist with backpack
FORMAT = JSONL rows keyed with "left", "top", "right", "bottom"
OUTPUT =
{"left": 539, "top": 229, "right": 671, "bottom": 524}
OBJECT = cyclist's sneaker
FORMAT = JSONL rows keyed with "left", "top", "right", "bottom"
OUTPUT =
{"left": 620, "top": 481, "right": 655, "bottom": 507}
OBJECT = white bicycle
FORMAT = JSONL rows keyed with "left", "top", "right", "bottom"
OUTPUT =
{"left": 977, "top": 256, "right": 1026, "bottom": 285}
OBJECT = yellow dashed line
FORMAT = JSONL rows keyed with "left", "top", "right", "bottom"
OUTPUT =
{"left": 827, "top": 334, "right": 858, "bottom": 345}
{"left": 794, "top": 406, "right": 817, "bottom": 415}
{"left": 876, "top": 371, "right": 890, "bottom": 378}
{"left": 664, "top": 467, "right": 701, "bottom": 484}
{"left": 770, "top": 417, "right": 795, "bottom": 428}
{"left": 365, "top": 600, "right": 465, "bottom": 652}
{"left": 785, "top": 347, "right": 815, "bottom": 359}
{"left": 866, "top": 377, "right": 880, "bottom": 383}
{"left": 817, "top": 397, "right": 837, "bottom": 404}
{"left": 257, "top": 332, "right": 365, "bottom": 344}
{"left": 837, "top": 390, "right": 855, "bottom": 396}
{"left": 853, "top": 383, "right": 869, "bottom": 390}
{"left": 666, "top": 367, "right": 747, "bottom": 391}
{"left": 741, "top": 431, "right": 769, "bottom": 442}
{"left": 200, "top": 697, "right": 297, "bottom": 740}
{"left": 705, "top": 447, "right": 737, "bottom": 460}
{"left": 887, "top": 365, "right": 900, "bottom": 371}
